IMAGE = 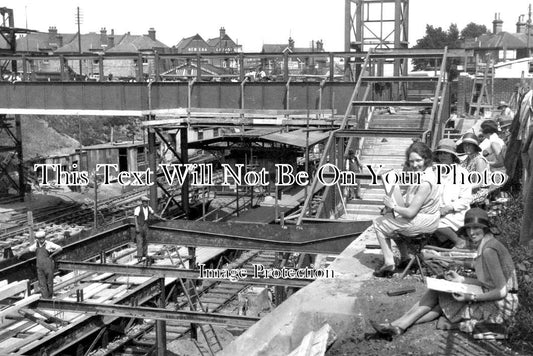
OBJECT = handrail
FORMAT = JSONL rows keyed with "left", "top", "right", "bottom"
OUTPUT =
{"left": 1, "top": 49, "right": 466, "bottom": 61}
{"left": 295, "top": 51, "right": 371, "bottom": 226}
{"left": 434, "top": 81, "right": 449, "bottom": 146}
{"left": 423, "top": 46, "right": 448, "bottom": 148}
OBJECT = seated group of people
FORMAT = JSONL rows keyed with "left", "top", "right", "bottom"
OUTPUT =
{"left": 370, "top": 123, "right": 517, "bottom": 338}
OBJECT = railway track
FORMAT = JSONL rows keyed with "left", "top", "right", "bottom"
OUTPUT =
{"left": 0, "top": 171, "right": 230, "bottom": 259}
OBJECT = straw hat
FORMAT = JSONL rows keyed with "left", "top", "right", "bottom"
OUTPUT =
{"left": 433, "top": 138, "right": 460, "bottom": 163}
{"left": 35, "top": 231, "right": 46, "bottom": 238}
{"left": 141, "top": 196, "right": 150, "bottom": 202}
{"left": 456, "top": 132, "right": 482, "bottom": 153}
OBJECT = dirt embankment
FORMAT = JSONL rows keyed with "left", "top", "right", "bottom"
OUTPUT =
{"left": 327, "top": 276, "right": 525, "bottom": 356}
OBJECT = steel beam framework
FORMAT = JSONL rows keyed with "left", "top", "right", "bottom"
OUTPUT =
{"left": 57, "top": 260, "right": 314, "bottom": 288}
{"left": 0, "top": 115, "right": 24, "bottom": 200}
{"left": 35, "top": 300, "right": 260, "bottom": 328}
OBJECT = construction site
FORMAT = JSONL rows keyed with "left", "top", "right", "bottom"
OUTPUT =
{"left": 0, "top": 1, "right": 532, "bottom": 355}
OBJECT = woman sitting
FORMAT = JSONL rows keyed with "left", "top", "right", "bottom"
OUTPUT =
{"left": 373, "top": 141, "right": 440, "bottom": 277}
{"left": 432, "top": 139, "right": 472, "bottom": 248}
{"left": 370, "top": 208, "right": 518, "bottom": 337}
{"left": 457, "top": 133, "right": 490, "bottom": 206}
{"left": 479, "top": 119, "right": 507, "bottom": 174}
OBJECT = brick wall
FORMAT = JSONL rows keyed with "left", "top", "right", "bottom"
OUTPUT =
{"left": 455, "top": 75, "right": 521, "bottom": 115}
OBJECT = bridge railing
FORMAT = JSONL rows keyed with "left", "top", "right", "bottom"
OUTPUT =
{"left": 0, "top": 49, "right": 466, "bottom": 83}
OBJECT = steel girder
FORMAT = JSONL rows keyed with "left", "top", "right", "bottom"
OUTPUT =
{"left": 57, "top": 260, "right": 314, "bottom": 288}
{"left": 148, "top": 219, "right": 372, "bottom": 254}
{"left": 34, "top": 300, "right": 259, "bottom": 328}
{"left": 18, "top": 277, "right": 163, "bottom": 355}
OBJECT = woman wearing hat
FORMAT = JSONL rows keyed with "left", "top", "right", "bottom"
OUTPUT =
{"left": 433, "top": 139, "right": 472, "bottom": 248}
{"left": 373, "top": 141, "right": 441, "bottom": 277}
{"left": 479, "top": 120, "right": 507, "bottom": 174}
{"left": 457, "top": 133, "right": 490, "bottom": 205}
{"left": 370, "top": 208, "right": 518, "bottom": 338}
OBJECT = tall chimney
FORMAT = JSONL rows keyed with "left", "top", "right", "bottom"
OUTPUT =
{"left": 219, "top": 27, "right": 226, "bottom": 38}
{"left": 516, "top": 15, "right": 527, "bottom": 34}
{"left": 108, "top": 29, "right": 115, "bottom": 48}
{"left": 148, "top": 27, "right": 156, "bottom": 41}
{"left": 48, "top": 26, "right": 58, "bottom": 45}
{"left": 317, "top": 40, "right": 323, "bottom": 52}
{"left": 100, "top": 27, "right": 107, "bottom": 45}
{"left": 288, "top": 37, "right": 295, "bottom": 51}
{"left": 493, "top": 13, "right": 503, "bottom": 34}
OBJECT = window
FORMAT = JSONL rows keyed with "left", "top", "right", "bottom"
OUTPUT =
{"left": 498, "top": 50, "right": 516, "bottom": 60}
{"left": 213, "top": 128, "right": 219, "bottom": 137}
{"left": 197, "top": 130, "right": 204, "bottom": 140}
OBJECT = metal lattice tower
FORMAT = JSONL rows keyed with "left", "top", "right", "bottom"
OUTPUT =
{"left": 345, "top": 0, "right": 409, "bottom": 77}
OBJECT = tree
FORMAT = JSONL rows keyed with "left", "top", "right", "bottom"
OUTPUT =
{"left": 460, "top": 22, "right": 489, "bottom": 40}
{"left": 412, "top": 24, "right": 461, "bottom": 71}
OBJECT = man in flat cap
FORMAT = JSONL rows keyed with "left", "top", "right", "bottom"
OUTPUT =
{"left": 134, "top": 195, "right": 165, "bottom": 263}
{"left": 18, "top": 230, "right": 63, "bottom": 298}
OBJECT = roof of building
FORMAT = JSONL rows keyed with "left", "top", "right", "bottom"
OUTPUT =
{"left": 16, "top": 32, "right": 77, "bottom": 52}
{"left": 106, "top": 34, "right": 169, "bottom": 53}
{"left": 82, "top": 141, "right": 148, "bottom": 150}
{"left": 466, "top": 31, "right": 532, "bottom": 49}
{"left": 187, "top": 128, "right": 328, "bottom": 149}
{"left": 207, "top": 34, "right": 238, "bottom": 48}
{"left": 161, "top": 62, "right": 230, "bottom": 77}
{"left": 55, "top": 32, "right": 114, "bottom": 53}
{"left": 175, "top": 34, "right": 210, "bottom": 51}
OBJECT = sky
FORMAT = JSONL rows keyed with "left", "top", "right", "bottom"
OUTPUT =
{"left": 3, "top": 0, "right": 531, "bottom": 52}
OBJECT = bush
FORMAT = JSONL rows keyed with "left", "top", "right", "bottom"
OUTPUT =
{"left": 492, "top": 194, "right": 533, "bottom": 351}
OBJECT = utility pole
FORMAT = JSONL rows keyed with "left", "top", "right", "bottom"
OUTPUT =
{"left": 75, "top": 7, "right": 83, "bottom": 76}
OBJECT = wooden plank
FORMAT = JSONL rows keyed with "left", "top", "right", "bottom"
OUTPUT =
{"left": 0, "top": 332, "right": 46, "bottom": 354}
{"left": 0, "top": 280, "right": 28, "bottom": 301}
{"left": 287, "top": 324, "right": 336, "bottom": 356}
{"left": 0, "top": 295, "right": 40, "bottom": 319}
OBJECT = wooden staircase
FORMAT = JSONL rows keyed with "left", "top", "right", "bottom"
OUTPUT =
{"left": 296, "top": 48, "right": 450, "bottom": 225}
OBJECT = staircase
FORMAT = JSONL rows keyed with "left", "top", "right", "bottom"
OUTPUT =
{"left": 340, "top": 108, "right": 430, "bottom": 221}
{"left": 296, "top": 48, "right": 450, "bottom": 224}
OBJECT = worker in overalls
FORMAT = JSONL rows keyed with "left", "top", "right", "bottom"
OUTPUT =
{"left": 134, "top": 196, "right": 164, "bottom": 263}
{"left": 27, "top": 230, "right": 63, "bottom": 298}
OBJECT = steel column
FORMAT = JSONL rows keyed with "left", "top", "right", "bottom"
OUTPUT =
{"left": 156, "top": 278, "right": 166, "bottom": 356}
{"left": 180, "top": 127, "right": 190, "bottom": 216}
{"left": 147, "top": 121, "right": 158, "bottom": 209}
{"left": 15, "top": 115, "right": 24, "bottom": 201}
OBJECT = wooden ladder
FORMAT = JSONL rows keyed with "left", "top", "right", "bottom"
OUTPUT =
{"left": 469, "top": 58, "right": 494, "bottom": 116}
